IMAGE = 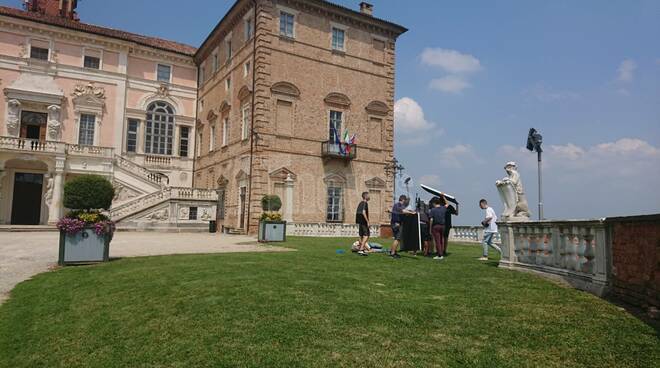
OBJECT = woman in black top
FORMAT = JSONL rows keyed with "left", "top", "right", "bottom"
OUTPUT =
{"left": 439, "top": 196, "right": 459, "bottom": 256}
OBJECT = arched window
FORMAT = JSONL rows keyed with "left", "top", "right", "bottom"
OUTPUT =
{"left": 145, "top": 101, "right": 175, "bottom": 155}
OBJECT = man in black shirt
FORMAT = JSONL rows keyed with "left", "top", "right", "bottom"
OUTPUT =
{"left": 439, "top": 195, "right": 459, "bottom": 256}
{"left": 355, "top": 191, "right": 370, "bottom": 256}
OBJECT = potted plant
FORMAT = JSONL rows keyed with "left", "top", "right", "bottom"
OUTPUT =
{"left": 57, "top": 175, "right": 115, "bottom": 265}
{"left": 258, "top": 194, "right": 286, "bottom": 242}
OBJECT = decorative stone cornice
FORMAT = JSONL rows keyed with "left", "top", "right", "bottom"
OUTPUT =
{"left": 324, "top": 92, "right": 351, "bottom": 108}
{"left": 365, "top": 100, "right": 389, "bottom": 115}
{"left": 271, "top": 81, "right": 300, "bottom": 98}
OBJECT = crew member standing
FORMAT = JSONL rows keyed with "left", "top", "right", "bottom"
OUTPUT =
{"left": 439, "top": 195, "right": 459, "bottom": 257}
{"left": 429, "top": 200, "right": 448, "bottom": 260}
{"left": 355, "top": 191, "right": 370, "bottom": 257}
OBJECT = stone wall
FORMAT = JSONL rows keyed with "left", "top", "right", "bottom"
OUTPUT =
{"left": 498, "top": 214, "right": 660, "bottom": 317}
{"left": 608, "top": 215, "right": 660, "bottom": 315}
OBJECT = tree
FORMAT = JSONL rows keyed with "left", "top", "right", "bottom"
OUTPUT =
{"left": 63, "top": 175, "right": 114, "bottom": 211}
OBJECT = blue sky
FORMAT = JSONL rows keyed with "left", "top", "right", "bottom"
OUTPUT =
{"left": 3, "top": 0, "right": 658, "bottom": 224}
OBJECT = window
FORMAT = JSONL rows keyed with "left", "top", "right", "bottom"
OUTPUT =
{"left": 226, "top": 40, "right": 232, "bottom": 61}
{"left": 244, "top": 61, "right": 250, "bottom": 77}
{"left": 157, "top": 64, "right": 171, "bottom": 83}
{"left": 226, "top": 78, "right": 231, "bottom": 91}
{"left": 245, "top": 18, "right": 253, "bottom": 40}
{"left": 329, "top": 110, "right": 342, "bottom": 141}
{"left": 30, "top": 46, "right": 49, "bottom": 61}
{"left": 144, "top": 101, "right": 175, "bottom": 155}
{"left": 199, "top": 66, "right": 205, "bottom": 83}
{"left": 126, "top": 119, "right": 139, "bottom": 152}
{"left": 84, "top": 55, "right": 100, "bottom": 69}
{"left": 241, "top": 105, "right": 250, "bottom": 140}
{"left": 326, "top": 186, "right": 343, "bottom": 222}
{"left": 197, "top": 132, "right": 203, "bottom": 157}
{"left": 332, "top": 27, "right": 345, "bottom": 51}
{"left": 222, "top": 118, "right": 228, "bottom": 146}
{"left": 78, "top": 114, "right": 96, "bottom": 146}
{"left": 189, "top": 207, "right": 198, "bottom": 220}
{"left": 280, "top": 12, "right": 294, "bottom": 38}
{"left": 179, "top": 126, "right": 189, "bottom": 157}
{"left": 213, "top": 53, "right": 218, "bottom": 72}
{"left": 210, "top": 124, "right": 216, "bottom": 151}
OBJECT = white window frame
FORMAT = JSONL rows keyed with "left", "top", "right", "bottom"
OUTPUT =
{"left": 144, "top": 101, "right": 176, "bottom": 155}
{"left": 277, "top": 6, "right": 298, "bottom": 39}
{"left": 156, "top": 63, "right": 172, "bottom": 83}
{"left": 197, "top": 131, "right": 203, "bottom": 157}
{"left": 241, "top": 104, "right": 250, "bottom": 141}
{"left": 244, "top": 16, "right": 254, "bottom": 41}
{"left": 225, "top": 33, "right": 233, "bottom": 62}
{"left": 222, "top": 118, "right": 228, "bottom": 147}
{"left": 209, "top": 123, "right": 216, "bottom": 152}
{"left": 330, "top": 23, "right": 347, "bottom": 52}
{"left": 199, "top": 65, "right": 206, "bottom": 84}
{"left": 179, "top": 125, "right": 190, "bottom": 158}
{"left": 82, "top": 47, "right": 103, "bottom": 70}
{"left": 77, "top": 113, "right": 97, "bottom": 146}
{"left": 125, "top": 118, "right": 139, "bottom": 153}
{"left": 26, "top": 37, "right": 53, "bottom": 62}
{"left": 326, "top": 184, "right": 343, "bottom": 222}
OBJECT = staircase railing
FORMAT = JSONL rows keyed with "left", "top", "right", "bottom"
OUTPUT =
{"left": 110, "top": 187, "right": 218, "bottom": 221}
{"left": 114, "top": 154, "right": 169, "bottom": 186}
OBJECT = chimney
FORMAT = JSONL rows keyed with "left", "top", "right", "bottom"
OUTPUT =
{"left": 359, "top": 2, "right": 373, "bottom": 16}
{"left": 24, "top": 0, "right": 79, "bottom": 21}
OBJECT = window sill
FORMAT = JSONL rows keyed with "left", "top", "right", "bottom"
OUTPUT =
{"left": 279, "top": 34, "right": 295, "bottom": 42}
{"left": 331, "top": 48, "right": 346, "bottom": 56}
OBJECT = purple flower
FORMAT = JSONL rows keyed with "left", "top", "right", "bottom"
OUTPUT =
{"left": 93, "top": 220, "right": 116, "bottom": 236}
{"left": 56, "top": 218, "right": 85, "bottom": 235}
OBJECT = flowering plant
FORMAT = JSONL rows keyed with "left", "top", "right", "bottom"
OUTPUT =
{"left": 260, "top": 212, "right": 283, "bottom": 222}
{"left": 57, "top": 210, "right": 115, "bottom": 237}
{"left": 56, "top": 217, "right": 85, "bottom": 234}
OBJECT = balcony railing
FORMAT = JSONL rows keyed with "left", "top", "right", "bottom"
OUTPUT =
{"left": 0, "top": 136, "right": 65, "bottom": 154}
{"left": 66, "top": 144, "right": 114, "bottom": 158}
{"left": 321, "top": 141, "right": 356, "bottom": 160}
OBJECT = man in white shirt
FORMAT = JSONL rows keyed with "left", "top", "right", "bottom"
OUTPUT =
{"left": 479, "top": 199, "right": 502, "bottom": 261}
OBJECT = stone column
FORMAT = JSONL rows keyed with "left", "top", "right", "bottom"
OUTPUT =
{"left": 0, "top": 166, "right": 6, "bottom": 224}
{"left": 284, "top": 174, "right": 294, "bottom": 222}
{"left": 48, "top": 158, "right": 65, "bottom": 224}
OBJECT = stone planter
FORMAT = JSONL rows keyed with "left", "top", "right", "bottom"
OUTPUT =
{"left": 58, "top": 227, "right": 111, "bottom": 265}
{"left": 258, "top": 221, "right": 287, "bottom": 242}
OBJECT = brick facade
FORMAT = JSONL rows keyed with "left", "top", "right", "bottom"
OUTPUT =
{"left": 609, "top": 215, "right": 660, "bottom": 315}
{"left": 193, "top": 0, "right": 406, "bottom": 234}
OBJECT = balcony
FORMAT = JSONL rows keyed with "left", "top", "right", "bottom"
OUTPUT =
{"left": 0, "top": 136, "right": 65, "bottom": 154}
{"left": 321, "top": 141, "right": 356, "bottom": 161}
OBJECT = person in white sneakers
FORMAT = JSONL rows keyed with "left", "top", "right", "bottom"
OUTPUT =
{"left": 479, "top": 199, "right": 501, "bottom": 260}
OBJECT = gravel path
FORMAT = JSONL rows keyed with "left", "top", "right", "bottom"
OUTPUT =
{"left": 0, "top": 232, "right": 289, "bottom": 304}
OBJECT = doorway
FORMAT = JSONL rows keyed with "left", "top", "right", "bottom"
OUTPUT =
{"left": 20, "top": 111, "right": 47, "bottom": 140}
{"left": 239, "top": 186, "right": 247, "bottom": 229}
{"left": 11, "top": 172, "right": 44, "bottom": 225}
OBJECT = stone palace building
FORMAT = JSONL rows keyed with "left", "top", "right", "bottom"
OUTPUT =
{"left": 0, "top": 0, "right": 406, "bottom": 234}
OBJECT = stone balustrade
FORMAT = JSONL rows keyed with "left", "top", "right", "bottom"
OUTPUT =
{"left": 66, "top": 144, "right": 113, "bottom": 158}
{"left": 498, "top": 220, "right": 610, "bottom": 296}
{"left": 447, "top": 226, "right": 502, "bottom": 244}
{"left": 145, "top": 155, "right": 172, "bottom": 166}
{"left": 114, "top": 155, "right": 168, "bottom": 186}
{"left": 0, "top": 136, "right": 65, "bottom": 153}
{"left": 110, "top": 186, "right": 218, "bottom": 221}
{"left": 286, "top": 222, "right": 380, "bottom": 237}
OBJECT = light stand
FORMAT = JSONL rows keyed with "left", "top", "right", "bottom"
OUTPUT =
{"left": 527, "top": 128, "right": 544, "bottom": 220}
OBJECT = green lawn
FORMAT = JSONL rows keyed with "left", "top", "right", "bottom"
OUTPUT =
{"left": 1, "top": 237, "right": 658, "bottom": 368}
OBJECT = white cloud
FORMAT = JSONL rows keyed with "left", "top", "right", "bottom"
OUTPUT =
{"left": 394, "top": 97, "right": 435, "bottom": 133}
{"left": 438, "top": 144, "right": 482, "bottom": 168}
{"left": 617, "top": 59, "right": 637, "bottom": 82}
{"left": 420, "top": 48, "right": 482, "bottom": 74}
{"left": 429, "top": 75, "right": 471, "bottom": 94}
{"left": 419, "top": 174, "right": 442, "bottom": 187}
{"left": 524, "top": 83, "right": 580, "bottom": 102}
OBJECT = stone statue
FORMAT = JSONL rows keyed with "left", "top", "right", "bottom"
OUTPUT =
{"left": 6, "top": 99, "right": 21, "bottom": 136}
{"left": 47, "top": 105, "right": 61, "bottom": 141}
{"left": 44, "top": 175, "right": 54, "bottom": 207}
{"left": 496, "top": 161, "right": 531, "bottom": 221}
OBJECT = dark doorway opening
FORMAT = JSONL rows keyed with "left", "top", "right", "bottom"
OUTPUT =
{"left": 11, "top": 172, "right": 44, "bottom": 225}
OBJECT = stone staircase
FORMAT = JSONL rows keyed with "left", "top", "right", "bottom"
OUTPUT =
{"left": 110, "top": 155, "right": 217, "bottom": 231}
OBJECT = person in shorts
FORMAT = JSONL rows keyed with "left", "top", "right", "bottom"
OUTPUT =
{"left": 389, "top": 195, "right": 415, "bottom": 259}
{"left": 355, "top": 191, "right": 370, "bottom": 256}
